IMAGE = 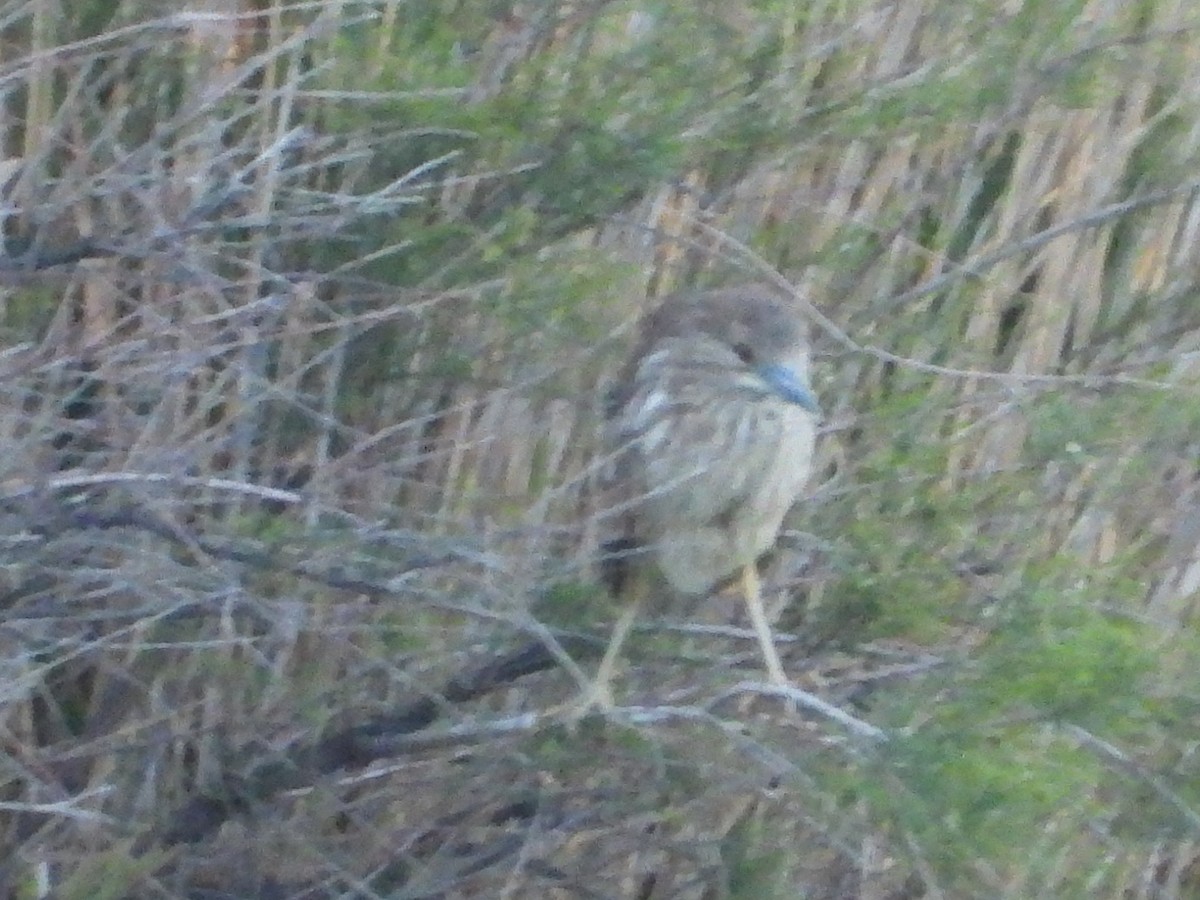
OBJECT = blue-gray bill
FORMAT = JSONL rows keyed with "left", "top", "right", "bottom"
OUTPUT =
{"left": 757, "top": 362, "right": 821, "bottom": 417}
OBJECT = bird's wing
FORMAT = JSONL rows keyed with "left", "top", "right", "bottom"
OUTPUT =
{"left": 612, "top": 343, "right": 785, "bottom": 529}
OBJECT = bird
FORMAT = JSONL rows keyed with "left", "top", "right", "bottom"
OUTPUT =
{"left": 584, "top": 283, "right": 821, "bottom": 711}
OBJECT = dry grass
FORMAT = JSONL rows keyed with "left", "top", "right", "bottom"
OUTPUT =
{"left": 1, "top": 0, "right": 1199, "bottom": 897}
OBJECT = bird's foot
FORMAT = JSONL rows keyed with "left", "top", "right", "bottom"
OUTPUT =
{"left": 549, "top": 680, "right": 620, "bottom": 726}
{"left": 764, "top": 660, "right": 792, "bottom": 688}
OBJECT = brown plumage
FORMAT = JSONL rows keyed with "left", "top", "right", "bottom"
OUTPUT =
{"left": 586, "top": 284, "right": 820, "bottom": 709}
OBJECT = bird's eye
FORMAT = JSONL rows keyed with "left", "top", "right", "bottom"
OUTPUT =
{"left": 733, "top": 342, "right": 755, "bottom": 364}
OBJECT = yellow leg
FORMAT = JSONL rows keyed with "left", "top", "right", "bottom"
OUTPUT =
{"left": 579, "top": 598, "right": 641, "bottom": 711}
{"left": 562, "top": 567, "right": 649, "bottom": 717}
{"left": 740, "top": 564, "right": 789, "bottom": 685}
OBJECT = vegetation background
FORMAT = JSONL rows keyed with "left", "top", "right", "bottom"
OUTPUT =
{"left": 1, "top": 0, "right": 1199, "bottom": 897}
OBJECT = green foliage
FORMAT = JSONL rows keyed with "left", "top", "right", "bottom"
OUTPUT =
{"left": 800, "top": 348, "right": 1179, "bottom": 889}
{"left": 722, "top": 813, "right": 790, "bottom": 899}
{"left": 312, "top": 2, "right": 712, "bottom": 285}
{"left": 40, "top": 846, "right": 173, "bottom": 900}
{"left": 1, "top": 285, "right": 59, "bottom": 338}
{"left": 979, "top": 583, "right": 1153, "bottom": 725}
{"left": 946, "top": 132, "right": 1022, "bottom": 265}
{"left": 816, "top": 509, "right": 966, "bottom": 644}
{"left": 1028, "top": 385, "right": 1200, "bottom": 471}
{"left": 820, "top": 552, "right": 1163, "bottom": 891}
{"left": 532, "top": 579, "right": 613, "bottom": 631}
{"left": 875, "top": 721, "right": 1106, "bottom": 890}
{"left": 807, "top": 385, "right": 999, "bottom": 642}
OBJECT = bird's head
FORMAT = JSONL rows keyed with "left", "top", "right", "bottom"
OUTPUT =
{"left": 639, "top": 285, "right": 822, "bottom": 417}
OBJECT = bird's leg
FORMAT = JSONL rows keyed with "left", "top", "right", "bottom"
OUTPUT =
{"left": 577, "top": 597, "right": 641, "bottom": 712}
{"left": 557, "top": 569, "right": 647, "bottom": 719}
{"left": 740, "top": 563, "right": 790, "bottom": 685}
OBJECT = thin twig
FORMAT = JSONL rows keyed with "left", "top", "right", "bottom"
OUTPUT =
{"left": 690, "top": 197, "right": 1194, "bottom": 390}
{"left": 1064, "top": 723, "right": 1200, "bottom": 833}
{"left": 721, "top": 680, "right": 889, "bottom": 742}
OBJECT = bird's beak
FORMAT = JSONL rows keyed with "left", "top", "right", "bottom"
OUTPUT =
{"left": 757, "top": 362, "right": 822, "bottom": 416}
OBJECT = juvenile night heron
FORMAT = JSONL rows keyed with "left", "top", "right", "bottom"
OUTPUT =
{"left": 587, "top": 284, "right": 820, "bottom": 709}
